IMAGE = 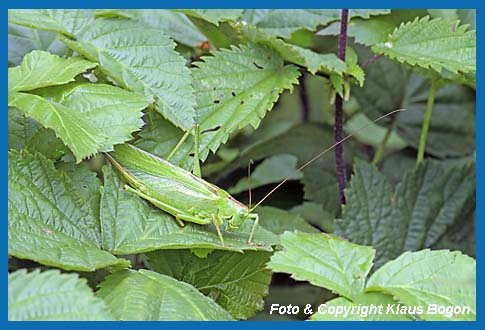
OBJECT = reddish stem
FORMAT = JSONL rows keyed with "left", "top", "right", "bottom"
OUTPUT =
{"left": 335, "top": 9, "right": 349, "bottom": 205}
{"left": 362, "top": 53, "right": 384, "bottom": 70}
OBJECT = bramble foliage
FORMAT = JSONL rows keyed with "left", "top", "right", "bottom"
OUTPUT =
{"left": 8, "top": 9, "right": 475, "bottom": 321}
{"left": 269, "top": 233, "right": 475, "bottom": 321}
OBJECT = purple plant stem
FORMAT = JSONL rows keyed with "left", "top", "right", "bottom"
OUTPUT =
{"left": 335, "top": 9, "right": 349, "bottom": 205}
{"left": 298, "top": 74, "right": 310, "bottom": 122}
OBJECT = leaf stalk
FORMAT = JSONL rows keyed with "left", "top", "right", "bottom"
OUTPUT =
{"left": 417, "top": 80, "right": 439, "bottom": 164}
{"left": 372, "top": 126, "right": 393, "bottom": 165}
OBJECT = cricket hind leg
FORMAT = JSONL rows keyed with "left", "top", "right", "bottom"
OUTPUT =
{"left": 125, "top": 185, "right": 204, "bottom": 227}
{"left": 166, "top": 126, "right": 193, "bottom": 162}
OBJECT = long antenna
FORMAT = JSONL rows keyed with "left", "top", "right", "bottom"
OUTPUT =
{"left": 248, "top": 159, "right": 254, "bottom": 210}
{"left": 249, "top": 109, "right": 406, "bottom": 212}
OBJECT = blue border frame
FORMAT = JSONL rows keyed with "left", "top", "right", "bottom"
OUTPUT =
{"left": 4, "top": 1, "right": 480, "bottom": 329}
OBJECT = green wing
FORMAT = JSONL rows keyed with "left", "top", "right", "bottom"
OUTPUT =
{"left": 108, "top": 144, "right": 220, "bottom": 205}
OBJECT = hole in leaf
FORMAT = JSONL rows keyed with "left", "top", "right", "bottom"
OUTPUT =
{"left": 253, "top": 61, "right": 264, "bottom": 70}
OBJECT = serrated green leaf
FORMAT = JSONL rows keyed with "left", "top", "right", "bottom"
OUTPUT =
{"left": 127, "top": 10, "right": 207, "bottom": 47}
{"left": 345, "top": 47, "right": 365, "bottom": 86}
{"left": 8, "top": 150, "right": 123, "bottom": 271}
{"left": 9, "top": 80, "right": 150, "bottom": 162}
{"left": 310, "top": 292, "right": 413, "bottom": 321}
{"left": 9, "top": 269, "right": 114, "bottom": 320}
{"left": 394, "top": 161, "right": 475, "bottom": 250}
{"left": 8, "top": 23, "right": 68, "bottom": 66}
{"left": 8, "top": 92, "right": 107, "bottom": 161}
{"left": 56, "top": 162, "right": 104, "bottom": 222}
{"left": 97, "top": 269, "right": 233, "bottom": 320}
{"left": 8, "top": 9, "right": 92, "bottom": 37}
{"left": 327, "top": 47, "right": 364, "bottom": 95}
{"left": 8, "top": 50, "right": 96, "bottom": 92}
{"left": 373, "top": 16, "right": 475, "bottom": 74}
{"left": 148, "top": 249, "right": 271, "bottom": 319}
{"left": 181, "top": 9, "right": 243, "bottom": 26}
{"left": 94, "top": 9, "right": 207, "bottom": 47}
{"left": 336, "top": 160, "right": 475, "bottom": 268}
{"left": 8, "top": 107, "right": 34, "bottom": 149}
{"left": 257, "top": 206, "right": 319, "bottom": 235}
{"left": 329, "top": 73, "right": 344, "bottom": 97}
{"left": 8, "top": 107, "right": 40, "bottom": 150}
{"left": 242, "top": 25, "right": 345, "bottom": 75}
{"left": 28, "top": 133, "right": 70, "bottom": 160}
{"left": 37, "top": 83, "right": 151, "bottom": 151}
{"left": 8, "top": 107, "right": 69, "bottom": 159}
{"left": 60, "top": 18, "right": 196, "bottom": 131}
{"left": 432, "top": 208, "right": 475, "bottom": 257}
{"left": 288, "top": 45, "right": 345, "bottom": 76}
{"left": 221, "top": 74, "right": 334, "bottom": 168}
{"left": 100, "top": 163, "right": 278, "bottom": 254}
{"left": 337, "top": 161, "right": 397, "bottom": 268}
{"left": 268, "top": 231, "right": 375, "bottom": 300}
{"left": 353, "top": 46, "right": 475, "bottom": 158}
{"left": 190, "top": 44, "right": 300, "bottom": 161}
{"left": 244, "top": 9, "right": 390, "bottom": 39}
{"left": 366, "top": 249, "right": 476, "bottom": 321}
{"left": 229, "top": 154, "right": 302, "bottom": 195}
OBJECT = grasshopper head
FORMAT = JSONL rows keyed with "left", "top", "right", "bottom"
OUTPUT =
{"left": 224, "top": 194, "right": 250, "bottom": 231}
{"left": 227, "top": 209, "right": 249, "bottom": 230}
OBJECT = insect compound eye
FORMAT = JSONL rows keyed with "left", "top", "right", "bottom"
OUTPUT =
{"left": 239, "top": 211, "right": 246, "bottom": 218}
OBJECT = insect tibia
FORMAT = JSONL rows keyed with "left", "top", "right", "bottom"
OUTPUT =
{"left": 193, "top": 124, "right": 202, "bottom": 178}
{"left": 248, "top": 213, "right": 259, "bottom": 244}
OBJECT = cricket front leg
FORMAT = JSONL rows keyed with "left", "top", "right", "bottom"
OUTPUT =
{"left": 170, "top": 123, "right": 202, "bottom": 178}
{"left": 192, "top": 124, "right": 202, "bottom": 178}
{"left": 248, "top": 213, "right": 259, "bottom": 244}
{"left": 167, "top": 126, "right": 193, "bottom": 162}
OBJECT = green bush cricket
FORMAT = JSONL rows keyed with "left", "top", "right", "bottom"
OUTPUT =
{"left": 106, "top": 110, "right": 405, "bottom": 247}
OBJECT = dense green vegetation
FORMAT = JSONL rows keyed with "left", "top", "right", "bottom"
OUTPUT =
{"left": 8, "top": 9, "right": 475, "bottom": 321}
